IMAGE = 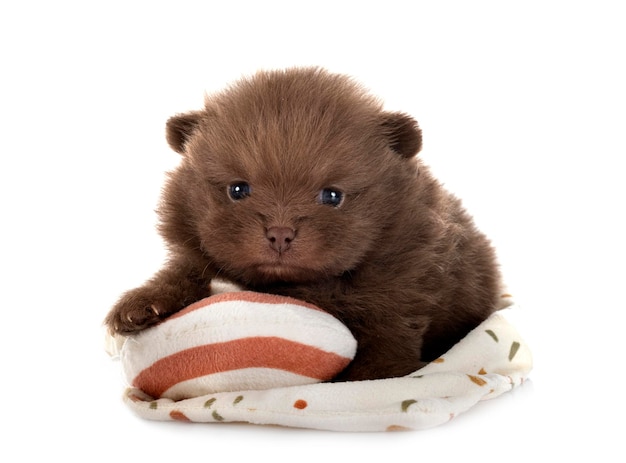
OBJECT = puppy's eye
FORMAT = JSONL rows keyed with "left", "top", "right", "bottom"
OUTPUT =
{"left": 228, "top": 182, "right": 251, "bottom": 201}
{"left": 318, "top": 188, "right": 344, "bottom": 207}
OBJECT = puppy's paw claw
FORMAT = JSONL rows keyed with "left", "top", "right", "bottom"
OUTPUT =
{"left": 105, "top": 294, "right": 167, "bottom": 335}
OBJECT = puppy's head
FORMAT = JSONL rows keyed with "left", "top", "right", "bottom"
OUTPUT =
{"left": 160, "top": 68, "right": 422, "bottom": 285}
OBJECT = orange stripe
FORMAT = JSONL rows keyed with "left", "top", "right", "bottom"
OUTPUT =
{"left": 133, "top": 336, "right": 351, "bottom": 398}
{"left": 167, "top": 291, "right": 325, "bottom": 321}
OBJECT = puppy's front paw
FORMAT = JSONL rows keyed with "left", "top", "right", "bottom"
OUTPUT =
{"left": 105, "top": 290, "right": 167, "bottom": 334}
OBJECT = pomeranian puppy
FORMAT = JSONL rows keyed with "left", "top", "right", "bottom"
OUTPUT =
{"left": 105, "top": 67, "right": 502, "bottom": 381}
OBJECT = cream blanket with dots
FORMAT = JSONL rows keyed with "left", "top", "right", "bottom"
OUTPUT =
{"left": 109, "top": 292, "right": 532, "bottom": 432}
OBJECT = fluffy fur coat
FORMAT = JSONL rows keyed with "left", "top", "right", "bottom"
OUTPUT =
{"left": 105, "top": 68, "right": 501, "bottom": 381}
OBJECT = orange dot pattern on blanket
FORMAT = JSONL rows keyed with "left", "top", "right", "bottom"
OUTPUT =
{"left": 133, "top": 336, "right": 352, "bottom": 398}
{"left": 170, "top": 410, "right": 191, "bottom": 422}
{"left": 467, "top": 374, "right": 488, "bottom": 386}
{"left": 386, "top": 425, "right": 411, "bottom": 432}
{"left": 293, "top": 399, "right": 308, "bottom": 409}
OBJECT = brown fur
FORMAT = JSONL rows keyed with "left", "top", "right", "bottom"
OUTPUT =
{"left": 105, "top": 68, "right": 501, "bottom": 381}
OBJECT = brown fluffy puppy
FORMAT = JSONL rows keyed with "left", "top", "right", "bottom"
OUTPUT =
{"left": 105, "top": 68, "right": 502, "bottom": 381}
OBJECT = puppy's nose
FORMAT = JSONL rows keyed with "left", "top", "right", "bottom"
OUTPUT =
{"left": 266, "top": 226, "right": 296, "bottom": 253}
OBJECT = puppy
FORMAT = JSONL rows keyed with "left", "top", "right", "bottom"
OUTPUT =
{"left": 105, "top": 67, "right": 502, "bottom": 381}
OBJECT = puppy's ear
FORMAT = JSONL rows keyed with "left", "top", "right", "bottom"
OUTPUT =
{"left": 165, "top": 111, "right": 203, "bottom": 154}
{"left": 380, "top": 112, "right": 422, "bottom": 158}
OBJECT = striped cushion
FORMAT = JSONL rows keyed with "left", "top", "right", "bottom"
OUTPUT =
{"left": 119, "top": 292, "right": 357, "bottom": 400}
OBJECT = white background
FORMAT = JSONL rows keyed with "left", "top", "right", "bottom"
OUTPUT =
{"left": 1, "top": 1, "right": 624, "bottom": 460}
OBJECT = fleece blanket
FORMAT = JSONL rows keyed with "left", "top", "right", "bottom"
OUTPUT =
{"left": 116, "top": 302, "right": 532, "bottom": 432}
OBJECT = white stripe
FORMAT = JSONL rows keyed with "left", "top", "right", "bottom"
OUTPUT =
{"left": 161, "top": 368, "right": 319, "bottom": 400}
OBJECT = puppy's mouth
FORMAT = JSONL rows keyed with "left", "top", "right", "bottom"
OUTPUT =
{"left": 251, "top": 259, "right": 318, "bottom": 283}
{"left": 242, "top": 247, "right": 329, "bottom": 284}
